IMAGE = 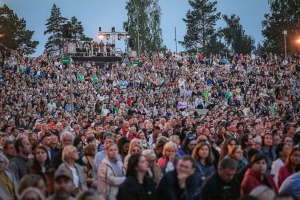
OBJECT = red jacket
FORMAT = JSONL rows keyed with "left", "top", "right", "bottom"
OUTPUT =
{"left": 277, "top": 165, "right": 292, "bottom": 188}
{"left": 241, "top": 168, "right": 278, "bottom": 196}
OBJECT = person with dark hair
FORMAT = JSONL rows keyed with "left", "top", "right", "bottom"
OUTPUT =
{"left": 259, "top": 134, "right": 276, "bottom": 175}
{"left": 3, "top": 140, "right": 16, "bottom": 160}
{"left": 178, "top": 134, "right": 197, "bottom": 156}
{"left": 8, "top": 136, "right": 32, "bottom": 182}
{"left": 200, "top": 157, "right": 240, "bottom": 200}
{"left": 28, "top": 145, "right": 55, "bottom": 196}
{"left": 271, "top": 143, "right": 291, "bottom": 187}
{"left": 157, "top": 155, "right": 197, "bottom": 200}
{"left": 18, "top": 174, "right": 46, "bottom": 198}
{"left": 221, "top": 137, "right": 240, "bottom": 158}
{"left": 117, "top": 137, "right": 131, "bottom": 162}
{"left": 191, "top": 142, "right": 215, "bottom": 198}
{"left": 116, "top": 154, "right": 157, "bottom": 200}
{"left": 278, "top": 147, "right": 300, "bottom": 188}
{"left": 241, "top": 153, "right": 277, "bottom": 197}
{"left": 240, "top": 133, "right": 254, "bottom": 160}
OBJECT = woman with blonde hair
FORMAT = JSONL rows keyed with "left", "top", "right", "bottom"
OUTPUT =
{"left": 123, "top": 138, "right": 143, "bottom": 169}
{"left": 98, "top": 143, "right": 126, "bottom": 200}
{"left": 58, "top": 145, "right": 87, "bottom": 196}
{"left": 157, "top": 141, "right": 178, "bottom": 174}
{"left": 142, "top": 149, "right": 161, "bottom": 184}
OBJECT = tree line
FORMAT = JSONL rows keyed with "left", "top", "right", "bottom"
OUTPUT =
{"left": 0, "top": 0, "right": 299, "bottom": 55}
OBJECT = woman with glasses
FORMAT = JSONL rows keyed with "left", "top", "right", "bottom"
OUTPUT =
{"left": 178, "top": 134, "right": 197, "bottom": 156}
{"left": 191, "top": 142, "right": 215, "bottom": 198}
{"left": 58, "top": 145, "right": 87, "bottom": 196}
{"left": 157, "top": 141, "right": 178, "bottom": 175}
{"left": 142, "top": 149, "right": 161, "bottom": 184}
{"left": 117, "top": 154, "right": 157, "bottom": 200}
{"left": 98, "top": 143, "right": 126, "bottom": 200}
{"left": 227, "top": 145, "right": 248, "bottom": 173}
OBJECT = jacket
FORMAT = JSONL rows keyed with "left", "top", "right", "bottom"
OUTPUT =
{"left": 241, "top": 168, "right": 278, "bottom": 196}
{"left": 116, "top": 176, "right": 157, "bottom": 200}
{"left": 28, "top": 163, "right": 55, "bottom": 195}
{"left": 200, "top": 172, "right": 240, "bottom": 200}
{"left": 277, "top": 165, "right": 292, "bottom": 188}
{"left": 98, "top": 157, "right": 126, "bottom": 200}
{"left": 0, "top": 169, "right": 18, "bottom": 200}
{"left": 8, "top": 155, "right": 32, "bottom": 182}
{"left": 58, "top": 162, "right": 87, "bottom": 190}
{"left": 157, "top": 169, "right": 197, "bottom": 200}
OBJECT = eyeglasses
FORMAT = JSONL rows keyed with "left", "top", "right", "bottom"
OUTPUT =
{"left": 186, "top": 135, "right": 195, "bottom": 141}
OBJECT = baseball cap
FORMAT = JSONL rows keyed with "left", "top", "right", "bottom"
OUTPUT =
{"left": 54, "top": 168, "right": 73, "bottom": 181}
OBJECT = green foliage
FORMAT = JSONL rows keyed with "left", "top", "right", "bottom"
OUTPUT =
{"left": 44, "top": 4, "right": 68, "bottom": 56}
{"left": 180, "top": 0, "right": 221, "bottom": 53}
{"left": 221, "top": 14, "right": 255, "bottom": 54}
{"left": 68, "top": 16, "right": 90, "bottom": 41}
{"left": 125, "top": 0, "right": 164, "bottom": 53}
{"left": 0, "top": 4, "right": 38, "bottom": 54}
{"left": 262, "top": 0, "right": 300, "bottom": 54}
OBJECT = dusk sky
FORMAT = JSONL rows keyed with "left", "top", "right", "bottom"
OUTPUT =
{"left": 1, "top": 0, "right": 270, "bottom": 56}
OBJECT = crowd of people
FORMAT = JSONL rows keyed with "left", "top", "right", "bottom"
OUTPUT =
{"left": 0, "top": 48, "right": 300, "bottom": 200}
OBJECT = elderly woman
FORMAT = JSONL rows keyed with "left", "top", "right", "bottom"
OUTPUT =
{"left": 142, "top": 149, "right": 161, "bottom": 184}
{"left": 98, "top": 143, "right": 126, "bottom": 200}
{"left": 0, "top": 153, "right": 18, "bottom": 200}
{"left": 58, "top": 145, "right": 87, "bottom": 196}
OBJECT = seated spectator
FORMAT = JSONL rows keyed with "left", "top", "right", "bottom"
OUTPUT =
{"left": 0, "top": 153, "right": 18, "bottom": 199}
{"left": 200, "top": 157, "right": 240, "bottom": 200}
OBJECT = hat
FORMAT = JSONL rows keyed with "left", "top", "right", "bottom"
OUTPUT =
{"left": 296, "top": 127, "right": 300, "bottom": 133}
{"left": 54, "top": 168, "right": 72, "bottom": 181}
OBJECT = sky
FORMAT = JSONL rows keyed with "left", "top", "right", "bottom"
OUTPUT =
{"left": 1, "top": 0, "right": 270, "bottom": 56}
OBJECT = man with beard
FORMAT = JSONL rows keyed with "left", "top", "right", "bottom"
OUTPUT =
{"left": 46, "top": 168, "right": 75, "bottom": 200}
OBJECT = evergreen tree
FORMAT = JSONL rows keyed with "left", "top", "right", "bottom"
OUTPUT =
{"left": 221, "top": 14, "right": 255, "bottom": 54}
{"left": 262, "top": 0, "right": 300, "bottom": 54}
{"left": 0, "top": 4, "right": 38, "bottom": 54}
{"left": 180, "top": 0, "right": 221, "bottom": 53}
{"left": 44, "top": 4, "right": 67, "bottom": 56}
{"left": 125, "top": 0, "right": 164, "bottom": 53}
{"left": 68, "top": 16, "right": 90, "bottom": 41}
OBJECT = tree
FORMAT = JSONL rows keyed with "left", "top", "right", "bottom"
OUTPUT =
{"left": 0, "top": 4, "right": 38, "bottom": 54}
{"left": 262, "top": 0, "right": 300, "bottom": 54}
{"left": 44, "top": 4, "right": 67, "bottom": 56}
{"left": 67, "top": 16, "right": 91, "bottom": 41}
{"left": 125, "top": 0, "right": 164, "bottom": 53}
{"left": 180, "top": 0, "right": 221, "bottom": 53}
{"left": 221, "top": 14, "right": 255, "bottom": 54}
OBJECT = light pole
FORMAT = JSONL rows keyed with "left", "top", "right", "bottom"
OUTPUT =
{"left": 283, "top": 30, "right": 287, "bottom": 59}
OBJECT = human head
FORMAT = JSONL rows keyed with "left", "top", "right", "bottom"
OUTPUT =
{"left": 83, "top": 143, "right": 97, "bottom": 157}
{"left": 218, "top": 157, "right": 238, "bottom": 183}
{"left": 77, "top": 190, "right": 100, "bottom": 200}
{"left": 105, "top": 143, "right": 119, "bottom": 159}
{"left": 249, "top": 185, "right": 276, "bottom": 200}
{"left": 250, "top": 153, "right": 267, "bottom": 174}
{"left": 62, "top": 145, "right": 79, "bottom": 162}
{"left": 176, "top": 155, "right": 196, "bottom": 178}
{"left": 191, "top": 142, "right": 214, "bottom": 165}
{"left": 126, "top": 154, "right": 148, "bottom": 178}
{"left": 240, "top": 133, "right": 254, "bottom": 149}
{"left": 33, "top": 145, "right": 51, "bottom": 167}
{"left": 14, "top": 136, "right": 32, "bottom": 156}
{"left": 253, "top": 136, "right": 262, "bottom": 150}
{"left": 60, "top": 131, "right": 74, "bottom": 148}
{"left": 184, "top": 134, "right": 197, "bottom": 152}
{"left": 228, "top": 145, "right": 244, "bottom": 161}
{"left": 18, "top": 174, "right": 46, "bottom": 198}
{"left": 163, "top": 141, "right": 178, "bottom": 158}
{"left": 222, "top": 137, "right": 239, "bottom": 157}
{"left": 142, "top": 149, "right": 157, "bottom": 168}
{"left": 285, "top": 147, "right": 300, "bottom": 170}
{"left": 261, "top": 134, "right": 273, "bottom": 147}
{"left": 19, "top": 187, "right": 45, "bottom": 200}
{"left": 53, "top": 168, "right": 74, "bottom": 199}
{"left": 275, "top": 143, "right": 291, "bottom": 159}
{"left": 3, "top": 140, "right": 16, "bottom": 157}
{"left": 117, "top": 137, "right": 131, "bottom": 157}
{"left": 282, "top": 135, "right": 294, "bottom": 148}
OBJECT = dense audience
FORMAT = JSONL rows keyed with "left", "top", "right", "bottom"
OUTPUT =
{"left": 0, "top": 48, "right": 300, "bottom": 200}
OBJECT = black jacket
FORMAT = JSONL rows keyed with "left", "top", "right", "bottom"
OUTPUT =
{"left": 117, "top": 176, "right": 157, "bottom": 200}
{"left": 157, "top": 170, "right": 197, "bottom": 200}
{"left": 200, "top": 172, "right": 240, "bottom": 200}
